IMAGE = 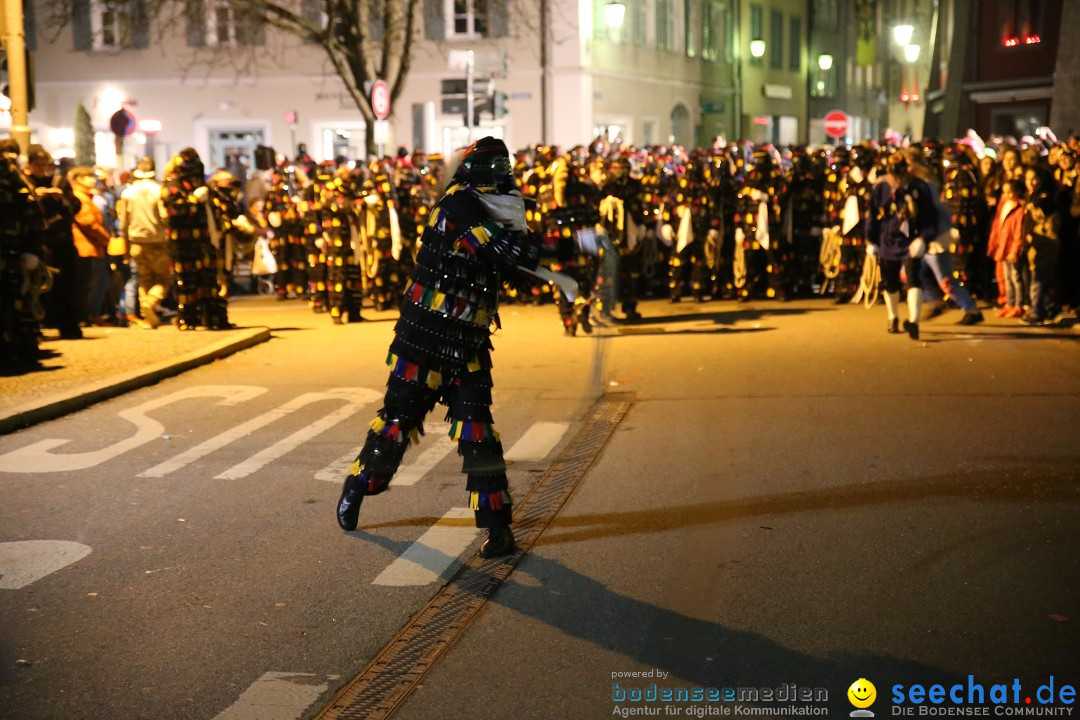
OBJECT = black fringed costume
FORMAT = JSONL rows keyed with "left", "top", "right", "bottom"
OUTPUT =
{"left": 338, "top": 137, "right": 539, "bottom": 541}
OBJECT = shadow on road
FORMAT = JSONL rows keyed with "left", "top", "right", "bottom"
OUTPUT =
{"left": 346, "top": 524, "right": 963, "bottom": 714}
{"left": 529, "top": 461, "right": 1078, "bottom": 547}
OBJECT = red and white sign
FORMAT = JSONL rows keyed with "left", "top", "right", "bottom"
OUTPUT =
{"left": 370, "top": 80, "right": 391, "bottom": 121}
{"left": 824, "top": 110, "right": 849, "bottom": 140}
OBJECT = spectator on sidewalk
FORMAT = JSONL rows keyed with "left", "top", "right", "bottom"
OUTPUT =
{"left": 69, "top": 166, "right": 111, "bottom": 326}
{"left": 118, "top": 158, "right": 169, "bottom": 328}
{"left": 986, "top": 179, "right": 1026, "bottom": 318}
{"left": 1021, "top": 166, "right": 1062, "bottom": 325}
{"left": 25, "top": 145, "right": 82, "bottom": 339}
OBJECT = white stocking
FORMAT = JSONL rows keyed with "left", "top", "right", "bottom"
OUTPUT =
{"left": 907, "top": 287, "right": 923, "bottom": 323}
{"left": 884, "top": 291, "right": 900, "bottom": 320}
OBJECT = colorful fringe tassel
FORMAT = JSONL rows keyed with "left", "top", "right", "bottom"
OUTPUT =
{"left": 402, "top": 280, "right": 486, "bottom": 325}
{"left": 448, "top": 420, "right": 501, "bottom": 443}
{"left": 370, "top": 416, "right": 421, "bottom": 445}
{"left": 468, "top": 490, "right": 512, "bottom": 511}
{"left": 386, "top": 351, "right": 443, "bottom": 389}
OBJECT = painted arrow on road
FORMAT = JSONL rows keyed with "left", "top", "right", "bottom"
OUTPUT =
{"left": 0, "top": 386, "right": 267, "bottom": 474}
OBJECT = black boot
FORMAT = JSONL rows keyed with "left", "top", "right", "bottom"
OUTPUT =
{"left": 336, "top": 474, "right": 364, "bottom": 531}
{"left": 887, "top": 318, "right": 900, "bottom": 334}
{"left": 479, "top": 525, "right": 516, "bottom": 558}
{"left": 577, "top": 305, "right": 593, "bottom": 335}
{"left": 903, "top": 320, "right": 920, "bottom": 340}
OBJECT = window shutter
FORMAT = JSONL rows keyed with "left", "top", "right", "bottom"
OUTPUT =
{"left": 237, "top": 10, "right": 266, "bottom": 45}
{"left": 73, "top": 0, "right": 92, "bottom": 51}
{"left": 488, "top": 0, "right": 509, "bottom": 37}
{"left": 131, "top": 0, "right": 150, "bottom": 49}
{"left": 186, "top": 0, "right": 206, "bottom": 47}
{"left": 423, "top": 0, "right": 444, "bottom": 40}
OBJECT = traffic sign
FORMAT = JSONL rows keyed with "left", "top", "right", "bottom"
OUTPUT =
{"left": 370, "top": 80, "right": 390, "bottom": 120}
{"left": 824, "top": 110, "right": 848, "bottom": 139}
{"left": 110, "top": 108, "right": 137, "bottom": 137}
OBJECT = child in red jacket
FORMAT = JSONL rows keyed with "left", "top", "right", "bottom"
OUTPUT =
{"left": 987, "top": 179, "right": 1026, "bottom": 318}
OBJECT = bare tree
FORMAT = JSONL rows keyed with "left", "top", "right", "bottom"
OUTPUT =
{"left": 232, "top": 0, "right": 419, "bottom": 155}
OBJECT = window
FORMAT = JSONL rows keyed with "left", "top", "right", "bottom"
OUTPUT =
{"left": 90, "top": 0, "right": 125, "bottom": 50}
{"left": 749, "top": 3, "right": 763, "bottom": 65}
{"left": 769, "top": 9, "right": 782, "bottom": 69}
{"left": 702, "top": 1, "right": 717, "bottom": 60}
{"left": 206, "top": 0, "right": 237, "bottom": 46}
{"left": 632, "top": 0, "right": 646, "bottom": 44}
{"left": 686, "top": 0, "right": 699, "bottom": 57}
{"left": 813, "top": 0, "right": 839, "bottom": 32}
{"left": 999, "top": 0, "right": 1044, "bottom": 47}
{"left": 789, "top": 16, "right": 800, "bottom": 71}
{"left": 448, "top": 0, "right": 488, "bottom": 38}
{"left": 656, "top": 0, "right": 674, "bottom": 51}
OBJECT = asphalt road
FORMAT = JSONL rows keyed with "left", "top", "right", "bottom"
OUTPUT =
{"left": 1, "top": 296, "right": 1077, "bottom": 720}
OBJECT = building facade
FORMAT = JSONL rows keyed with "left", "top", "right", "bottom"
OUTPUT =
{"left": 4, "top": 0, "right": 744, "bottom": 171}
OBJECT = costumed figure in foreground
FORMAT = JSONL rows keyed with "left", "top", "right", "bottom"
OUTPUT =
{"left": 162, "top": 148, "right": 212, "bottom": 330}
{"left": 336, "top": 137, "right": 540, "bottom": 558}
{"left": 0, "top": 139, "right": 47, "bottom": 368}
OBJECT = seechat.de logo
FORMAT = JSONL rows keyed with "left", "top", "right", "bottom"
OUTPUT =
{"left": 849, "top": 679, "right": 878, "bottom": 718}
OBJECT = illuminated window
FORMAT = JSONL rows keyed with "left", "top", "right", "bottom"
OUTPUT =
{"left": 999, "top": 0, "right": 1044, "bottom": 47}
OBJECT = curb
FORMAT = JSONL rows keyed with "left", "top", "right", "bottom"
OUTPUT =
{"left": 0, "top": 327, "right": 272, "bottom": 435}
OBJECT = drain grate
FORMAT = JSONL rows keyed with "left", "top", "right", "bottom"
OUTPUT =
{"left": 314, "top": 396, "right": 632, "bottom": 720}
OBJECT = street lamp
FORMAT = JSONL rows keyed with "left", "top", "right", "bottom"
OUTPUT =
{"left": 893, "top": 23, "right": 914, "bottom": 46}
{"left": 750, "top": 39, "right": 766, "bottom": 58}
{"left": 603, "top": 0, "right": 626, "bottom": 40}
{"left": 818, "top": 54, "right": 833, "bottom": 70}
{"left": 97, "top": 86, "right": 126, "bottom": 115}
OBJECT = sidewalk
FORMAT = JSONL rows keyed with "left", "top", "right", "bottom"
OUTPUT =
{"left": 0, "top": 318, "right": 270, "bottom": 435}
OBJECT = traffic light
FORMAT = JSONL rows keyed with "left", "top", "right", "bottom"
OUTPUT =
{"left": 492, "top": 91, "right": 508, "bottom": 119}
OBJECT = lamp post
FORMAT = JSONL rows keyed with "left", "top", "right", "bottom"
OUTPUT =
{"left": 891, "top": 19, "right": 924, "bottom": 135}
{"left": 2, "top": 0, "right": 31, "bottom": 155}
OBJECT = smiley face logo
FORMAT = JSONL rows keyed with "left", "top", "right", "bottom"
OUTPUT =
{"left": 848, "top": 678, "right": 877, "bottom": 709}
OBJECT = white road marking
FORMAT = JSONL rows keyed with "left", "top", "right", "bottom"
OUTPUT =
{"left": 372, "top": 508, "right": 479, "bottom": 586}
{"left": 211, "top": 671, "right": 334, "bottom": 720}
{"left": 392, "top": 441, "right": 456, "bottom": 486}
{"left": 313, "top": 452, "right": 356, "bottom": 483}
{"left": 216, "top": 389, "right": 378, "bottom": 479}
{"left": 139, "top": 387, "right": 379, "bottom": 479}
{"left": 0, "top": 386, "right": 266, "bottom": 474}
{"left": 314, "top": 438, "right": 455, "bottom": 486}
{"left": 0, "top": 540, "right": 93, "bottom": 590}
{"left": 504, "top": 421, "right": 570, "bottom": 461}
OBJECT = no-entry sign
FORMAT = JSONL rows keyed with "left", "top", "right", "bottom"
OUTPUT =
{"left": 371, "top": 80, "right": 391, "bottom": 121}
{"left": 824, "top": 110, "right": 849, "bottom": 139}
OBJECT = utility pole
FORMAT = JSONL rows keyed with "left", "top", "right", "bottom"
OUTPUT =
{"left": 1, "top": 0, "right": 30, "bottom": 155}
{"left": 465, "top": 49, "right": 475, "bottom": 145}
{"left": 540, "top": 0, "right": 548, "bottom": 144}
